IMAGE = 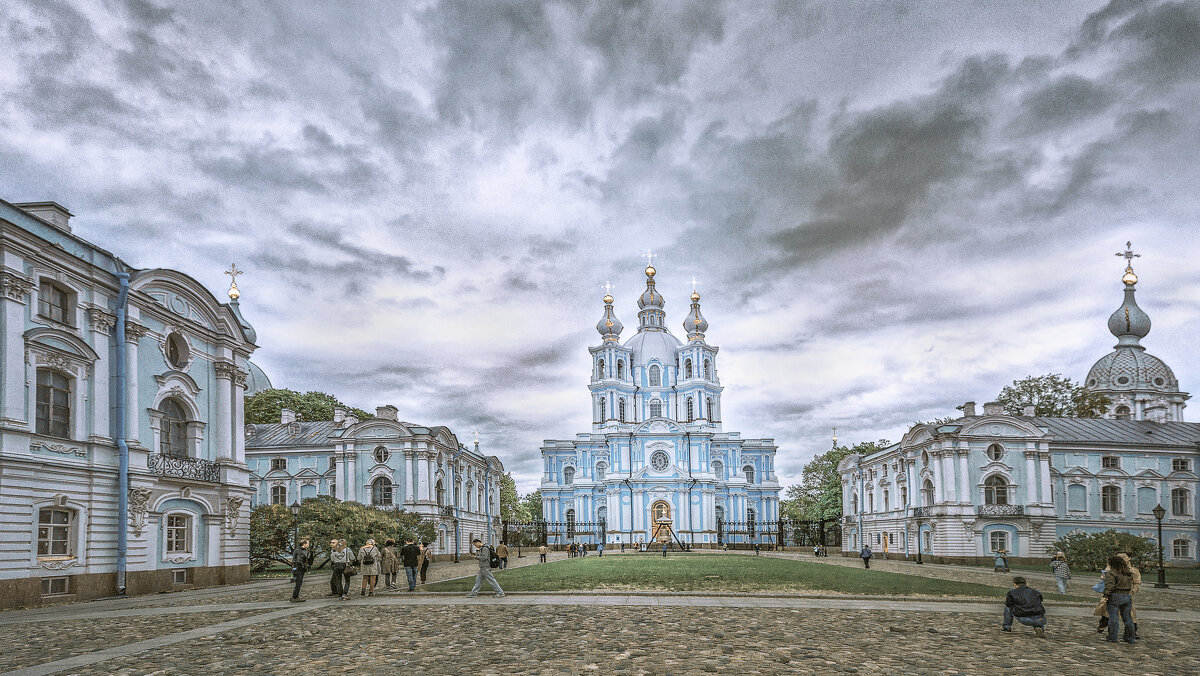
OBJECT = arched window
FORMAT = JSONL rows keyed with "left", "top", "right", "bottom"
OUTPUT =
{"left": 1114, "top": 405, "right": 1131, "bottom": 420}
{"left": 921, "top": 479, "right": 934, "bottom": 506}
{"left": 983, "top": 475, "right": 1009, "bottom": 505}
{"left": 685, "top": 359, "right": 693, "bottom": 379}
{"left": 270, "top": 485, "right": 287, "bottom": 505}
{"left": 566, "top": 508, "right": 576, "bottom": 536}
{"left": 686, "top": 397, "right": 694, "bottom": 422}
{"left": 1101, "top": 485, "right": 1121, "bottom": 513}
{"left": 596, "top": 358, "right": 605, "bottom": 380}
{"left": 373, "top": 446, "right": 390, "bottom": 464}
{"left": 649, "top": 399, "right": 662, "bottom": 418}
{"left": 703, "top": 359, "right": 711, "bottom": 380}
{"left": 595, "top": 463, "right": 606, "bottom": 481}
{"left": 883, "top": 490, "right": 890, "bottom": 511}
{"left": 599, "top": 397, "right": 606, "bottom": 422}
{"left": 1172, "top": 488, "right": 1191, "bottom": 516}
{"left": 372, "top": 477, "right": 393, "bottom": 506}
{"left": 712, "top": 460, "right": 724, "bottom": 480}
{"left": 35, "top": 369, "right": 71, "bottom": 439}
{"left": 436, "top": 479, "right": 446, "bottom": 507}
{"left": 597, "top": 506, "right": 607, "bottom": 526}
{"left": 867, "top": 492, "right": 874, "bottom": 512}
{"left": 715, "top": 505, "right": 725, "bottom": 525}
{"left": 706, "top": 396, "right": 714, "bottom": 420}
{"left": 986, "top": 444, "right": 1004, "bottom": 461}
{"left": 478, "top": 488, "right": 484, "bottom": 513}
{"left": 618, "top": 398, "right": 626, "bottom": 423}
{"left": 158, "top": 398, "right": 189, "bottom": 458}
{"left": 165, "top": 332, "right": 190, "bottom": 369}
{"left": 747, "top": 507, "right": 756, "bottom": 536}
{"left": 455, "top": 479, "right": 463, "bottom": 507}
{"left": 617, "top": 360, "right": 625, "bottom": 380}
{"left": 851, "top": 494, "right": 858, "bottom": 513}
{"left": 563, "top": 467, "right": 575, "bottom": 485}
{"left": 900, "top": 486, "right": 908, "bottom": 507}
{"left": 652, "top": 500, "right": 671, "bottom": 523}
{"left": 744, "top": 465, "right": 755, "bottom": 484}
{"left": 921, "top": 450, "right": 929, "bottom": 466}
{"left": 466, "top": 482, "right": 474, "bottom": 511}
{"left": 648, "top": 364, "right": 661, "bottom": 386}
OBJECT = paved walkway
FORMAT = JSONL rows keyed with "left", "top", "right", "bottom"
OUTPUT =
{"left": 2, "top": 552, "right": 1197, "bottom": 675}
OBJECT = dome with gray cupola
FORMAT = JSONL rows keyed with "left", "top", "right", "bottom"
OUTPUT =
{"left": 595, "top": 291, "right": 624, "bottom": 343}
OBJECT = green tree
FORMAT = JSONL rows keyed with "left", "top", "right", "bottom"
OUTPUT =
{"left": 781, "top": 440, "right": 889, "bottom": 523}
{"left": 498, "top": 472, "right": 521, "bottom": 521}
{"left": 245, "top": 388, "right": 374, "bottom": 425}
{"left": 996, "top": 374, "right": 1111, "bottom": 418}
{"left": 249, "top": 503, "right": 294, "bottom": 571}
{"left": 1051, "top": 530, "right": 1156, "bottom": 571}
{"left": 518, "top": 490, "right": 543, "bottom": 521}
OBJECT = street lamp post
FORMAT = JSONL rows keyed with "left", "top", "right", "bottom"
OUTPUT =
{"left": 914, "top": 511, "right": 923, "bottom": 565}
{"left": 289, "top": 501, "right": 301, "bottom": 547}
{"left": 1152, "top": 504, "right": 1168, "bottom": 588}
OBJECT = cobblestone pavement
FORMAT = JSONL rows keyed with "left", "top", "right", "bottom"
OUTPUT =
{"left": 2, "top": 552, "right": 1197, "bottom": 676}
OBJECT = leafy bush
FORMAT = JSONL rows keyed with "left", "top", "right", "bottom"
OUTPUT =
{"left": 249, "top": 496, "right": 437, "bottom": 571}
{"left": 1051, "top": 530, "right": 1156, "bottom": 572}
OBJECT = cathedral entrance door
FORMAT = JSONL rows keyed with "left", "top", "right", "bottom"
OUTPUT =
{"left": 650, "top": 501, "right": 672, "bottom": 542}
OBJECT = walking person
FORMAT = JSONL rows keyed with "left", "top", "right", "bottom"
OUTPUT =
{"left": 598, "top": 542, "right": 604, "bottom": 557}
{"left": 381, "top": 539, "right": 400, "bottom": 590}
{"left": 497, "top": 541, "right": 510, "bottom": 570}
{"left": 290, "top": 538, "right": 314, "bottom": 602}
{"left": 538, "top": 544, "right": 547, "bottom": 563}
{"left": 419, "top": 542, "right": 431, "bottom": 584}
{"left": 329, "top": 539, "right": 352, "bottom": 600}
{"left": 1102, "top": 554, "right": 1136, "bottom": 644}
{"left": 860, "top": 544, "right": 872, "bottom": 569}
{"left": 754, "top": 543, "right": 761, "bottom": 556}
{"left": 662, "top": 541, "right": 668, "bottom": 558}
{"left": 399, "top": 537, "right": 421, "bottom": 591}
{"left": 1001, "top": 577, "right": 1046, "bottom": 637}
{"left": 358, "top": 538, "right": 381, "bottom": 596}
{"left": 1050, "top": 552, "right": 1071, "bottom": 595}
{"left": 466, "top": 538, "right": 505, "bottom": 598}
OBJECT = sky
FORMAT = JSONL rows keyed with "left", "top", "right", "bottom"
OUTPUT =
{"left": 3, "top": 0, "right": 1199, "bottom": 494}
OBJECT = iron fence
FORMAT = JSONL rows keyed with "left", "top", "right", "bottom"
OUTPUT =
{"left": 501, "top": 519, "right": 607, "bottom": 548}
{"left": 717, "top": 518, "right": 836, "bottom": 548}
{"left": 148, "top": 454, "right": 220, "bottom": 482}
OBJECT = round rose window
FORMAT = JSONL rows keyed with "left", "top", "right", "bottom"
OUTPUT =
{"left": 650, "top": 451, "right": 670, "bottom": 472}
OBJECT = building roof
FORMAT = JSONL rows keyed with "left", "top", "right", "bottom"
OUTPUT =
{"left": 245, "top": 421, "right": 342, "bottom": 448}
{"left": 1030, "top": 417, "right": 1200, "bottom": 449}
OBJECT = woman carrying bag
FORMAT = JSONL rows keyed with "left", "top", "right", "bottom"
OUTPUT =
{"left": 329, "top": 539, "right": 353, "bottom": 600}
{"left": 358, "top": 538, "right": 382, "bottom": 596}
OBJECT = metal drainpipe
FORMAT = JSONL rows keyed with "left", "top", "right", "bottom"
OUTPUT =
{"left": 484, "top": 462, "right": 493, "bottom": 545}
{"left": 451, "top": 445, "right": 465, "bottom": 562}
{"left": 857, "top": 457, "right": 864, "bottom": 550}
{"left": 685, "top": 432, "right": 693, "bottom": 547}
{"left": 114, "top": 272, "right": 130, "bottom": 595}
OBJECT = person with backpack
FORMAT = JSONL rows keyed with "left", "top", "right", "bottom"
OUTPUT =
{"left": 860, "top": 544, "right": 872, "bottom": 568}
{"left": 466, "top": 538, "right": 504, "bottom": 598}
{"left": 400, "top": 537, "right": 421, "bottom": 591}
{"left": 289, "top": 538, "right": 314, "bottom": 602}
{"left": 1102, "top": 554, "right": 1137, "bottom": 644}
{"left": 538, "top": 544, "right": 547, "bottom": 563}
{"left": 358, "top": 538, "right": 381, "bottom": 596}
{"left": 419, "top": 542, "right": 431, "bottom": 583}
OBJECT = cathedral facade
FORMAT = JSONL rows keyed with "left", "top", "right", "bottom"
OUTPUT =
{"left": 838, "top": 251, "right": 1198, "bottom": 565}
{"left": 541, "top": 263, "right": 780, "bottom": 547}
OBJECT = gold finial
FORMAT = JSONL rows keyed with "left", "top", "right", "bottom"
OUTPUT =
{"left": 689, "top": 276, "right": 700, "bottom": 301}
{"left": 643, "top": 249, "right": 657, "bottom": 277}
{"left": 1116, "top": 241, "right": 1140, "bottom": 286}
{"left": 832, "top": 427, "right": 838, "bottom": 448}
{"left": 224, "top": 263, "right": 243, "bottom": 300}
{"left": 602, "top": 281, "right": 614, "bottom": 304}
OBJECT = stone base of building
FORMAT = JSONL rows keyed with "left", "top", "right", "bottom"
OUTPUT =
{"left": 0, "top": 564, "right": 250, "bottom": 610}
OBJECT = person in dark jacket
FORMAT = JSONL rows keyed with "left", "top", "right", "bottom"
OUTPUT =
{"left": 400, "top": 537, "right": 421, "bottom": 591}
{"left": 290, "top": 539, "right": 314, "bottom": 602}
{"left": 860, "top": 545, "right": 872, "bottom": 568}
{"left": 1002, "top": 577, "right": 1046, "bottom": 636}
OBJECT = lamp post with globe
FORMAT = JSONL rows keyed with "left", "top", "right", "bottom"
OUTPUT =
{"left": 1152, "top": 504, "right": 1168, "bottom": 588}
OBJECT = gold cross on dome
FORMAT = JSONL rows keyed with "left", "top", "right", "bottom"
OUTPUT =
{"left": 602, "top": 281, "right": 615, "bottom": 296}
{"left": 689, "top": 276, "right": 700, "bottom": 293}
{"left": 224, "top": 263, "right": 243, "bottom": 300}
{"left": 1115, "top": 241, "right": 1141, "bottom": 264}
{"left": 643, "top": 250, "right": 657, "bottom": 268}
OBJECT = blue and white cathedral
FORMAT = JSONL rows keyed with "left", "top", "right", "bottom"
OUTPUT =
{"left": 540, "top": 261, "right": 780, "bottom": 547}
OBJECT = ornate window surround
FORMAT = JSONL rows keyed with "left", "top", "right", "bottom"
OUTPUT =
{"left": 148, "top": 372, "right": 205, "bottom": 459}
{"left": 160, "top": 509, "right": 199, "bottom": 564}
{"left": 28, "top": 494, "right": 89, "bottom": 570}
{"left": 26, "top": 328, "right": 98, "bottom": 440}
{"left": 30, "top": 270, "right": 85, "bottom": 329}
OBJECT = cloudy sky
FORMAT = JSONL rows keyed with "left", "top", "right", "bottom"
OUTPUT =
{"left": 3, "top": 0, "right": 1199, "bottom": 493}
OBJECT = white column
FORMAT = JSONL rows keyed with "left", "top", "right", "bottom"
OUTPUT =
{"left": 0, "top": 272, "right": 30, "bottom": 424}
{"left": 417, "top": 453, "right": 430, "bottom": 502}
{"left": 214, "top": 366, "right": 233, "bottom": 461}
{"left": 932, "top": 453, "right": 945, "bottom": 503}
{"left": 957, "top": 451, "right": 970, "bottom": 504}
{"left": 125, "top": 324, "right": 145, "bottom": 445}
{"left": 334, "top": 449, "right": 345, "bottom": 501}
{"left": 941, "top": 452, "right": 957, "bottom": 502}
{"left": 1024, "top": 450, "right": 1038, "bottom": 504}
{"left": 87, "top": 309, "right": 112, "bottom": 438}
{"left": 1039, "top": 449, "right": 1053, "bottom": 505}
{"left": 233, "top": 369, "right": 247, "bottom": 463}
{"left": 346, "top": 451, "right": 357, "bottom": 503}
{"left": 403, "top": 452, "right": 415, "bottom": 503}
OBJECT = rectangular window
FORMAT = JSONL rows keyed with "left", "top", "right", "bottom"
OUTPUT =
{"left": 1101, "top": 486, "right": 1121, "bottom": 513}
{"left": 270, "top": 485, "right": 287, "bottom": 505}
{"left": 40, "top": 577, "right": 69, "bottom": 596}
{"left": 165, "top": 514, "right": 191, "bottom": 554}
{"left": 271, "top": 458, "right": 287, "bottom": 471}
{"left": 38, "top": 281, "right": 72, "bottom": 324}
{"left": 989, "top": 531, "right": 1009, "bottom": 553}
{"left": 1102, "top": 456, "right": 1119, "bottom": 469}
{"left": 173, "top": 569, "right": 188, "bottom": 585}
{"left": 37, "top": 508, "right": 72, "bottom": 557}
{"left": 328, "top": 456, "right": 337, "bottom": 471}
{"left": 1172, "top": 489, "right": 1191, "bottom": 516}
{"left": 1173, "top": 540, "right": 1192, "bottom": 559}
{"left": 35, "top": 369, "right": 71, "bottom": 438}
{"left": 1173, "top": 458, "right": 1191, "bottom": 472}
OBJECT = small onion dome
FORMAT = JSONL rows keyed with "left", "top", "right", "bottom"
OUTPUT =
{"left": 596, "top": 294, "right": 624, "bottom": 342}
{"left": 685, "top": 292, "right": 708, "bottom": 341}
{"left": 1107, "top": 275, "right": 1150, "bottom": 348}
{"left": 638, "top": 268, "right": 664, "bottom": 310}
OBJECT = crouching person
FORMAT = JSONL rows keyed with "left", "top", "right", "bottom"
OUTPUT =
{"left": 1003, "top": 576, "right": 1046, "bottom": 637}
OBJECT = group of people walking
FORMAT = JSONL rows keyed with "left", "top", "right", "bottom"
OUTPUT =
{"left": 289, "top": 537, "right": 433, "bottom": 602}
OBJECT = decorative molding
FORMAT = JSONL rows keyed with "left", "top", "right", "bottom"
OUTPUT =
{"left": 31, "top": 441, "right": 86, "bottom": 458}
{"left": 165, "top": 555, "right": 192, "bottom": 564}
{"left": 1, "top": 272, "right": 34, "bottom": 302}
{"left": 87, "top": 307, "right": 117, "bottom": 332}
{"left": 224, "top": 497, "right": 243, "bottom": 538}
{"left": 213, "top": 361, "right": 239, "bottom": 380}
{"left": 40, "top": 558, "right": 78, "bottom": 571}
{"left": 125, "top": 322, "right": 149, "bottom": 342}
{"left": 232, "top": 368, "right": 247, "bottom": 387}
{"left": 129, "top": 487, "right": 153, "bottom": 537}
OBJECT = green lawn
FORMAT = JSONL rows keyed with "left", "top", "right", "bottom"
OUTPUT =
{"left": 424, "top": 554, "right": 1089, "bottom": 600}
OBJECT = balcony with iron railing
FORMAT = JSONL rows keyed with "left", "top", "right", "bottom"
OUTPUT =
{"left": 976, "top": 504, "right": 1024, "bottom": 517}
{"left": 147, "top": 453, "right": 221, "bottom": 482}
